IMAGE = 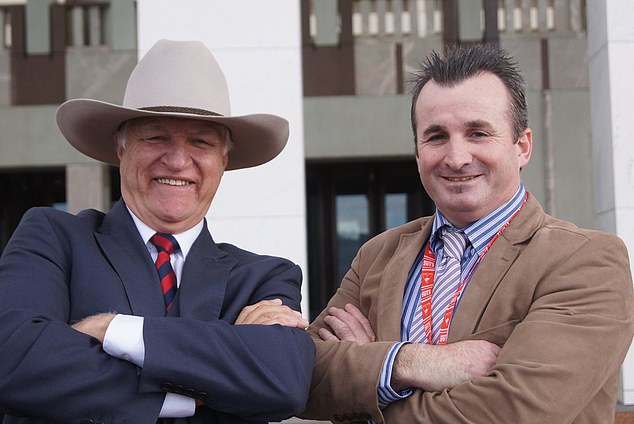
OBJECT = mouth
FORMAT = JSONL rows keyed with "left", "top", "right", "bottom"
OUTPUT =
{"left": 443, "top": 175, "right": 478, "bottom": 182}
{"left": 154, "top": 177, "right": 194, "bottom": 187}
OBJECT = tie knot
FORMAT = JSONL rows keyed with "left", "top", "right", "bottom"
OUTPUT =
{"left": 150, "top": 233, "right": 179, "bottom": 255}
{"left": 441, "top": 228, "right": 468, "bottom": 260}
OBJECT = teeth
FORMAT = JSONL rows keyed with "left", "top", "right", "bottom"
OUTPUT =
{"left": 446, "top": 176, "right": 475, "bottom": 182}
{"left": 156, "top": 178, "right": 191, "bottom": 186}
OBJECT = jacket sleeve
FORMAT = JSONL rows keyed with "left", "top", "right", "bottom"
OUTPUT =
{"left": 138, "top": 260, "right": 315, "bottom": 422}
{"left": 300, "top": 248, "right": 396, "bottom": 423}
{"left": 382, "top": 231, "right": 634, "bottom": 423}
{"left": 0, "top": 208, "right": 164, "bottom": 423}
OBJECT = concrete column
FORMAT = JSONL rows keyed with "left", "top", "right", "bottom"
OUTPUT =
{"left": 66, "top": 163, "right": 111, "bottom": 214}
{"left": 458, "top": 0, "right": 481, "bottom": 41}
{"left": 136, "top": 0, "right": 309, "bottom": 316}
{"left": 26, "top": 0, "right": 54, "bottom": 54}
{"left": 587, "top": 0, "right": 634, "bottom": 404}
{"left": 314, "top": 0, "right": 338, "bottom": 46}
{"left": 107, "top": 0, "right": 136, "bottom": 51}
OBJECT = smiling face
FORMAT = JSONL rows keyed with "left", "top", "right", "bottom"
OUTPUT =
{"left": 117, "top": 116, "right": 229, "bottom": 234}
{"left": 414, "top": 72, "right": 532, "bottom": 228}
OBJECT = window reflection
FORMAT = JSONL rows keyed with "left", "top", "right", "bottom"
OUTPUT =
{"left": 336, "top": 194, "right": 369, "bottom": 282}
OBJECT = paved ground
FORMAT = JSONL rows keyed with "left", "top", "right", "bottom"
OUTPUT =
{"left": 276, "top": 403, "right": 634, "bottom": 423}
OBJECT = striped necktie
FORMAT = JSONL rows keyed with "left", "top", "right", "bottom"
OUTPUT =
{"left": 430, "top": 228, "right": 468, "bottom": 343}
{"left": 150, "top": 232, "right": 179, "bottom": 313}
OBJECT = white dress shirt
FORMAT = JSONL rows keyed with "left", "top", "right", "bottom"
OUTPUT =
{"left": 102, "top": 209, "right": 204, "bottom": 418}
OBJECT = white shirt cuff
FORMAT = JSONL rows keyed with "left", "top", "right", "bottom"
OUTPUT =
{"left": 102, "top": 314, "right": 145, "bottom": 367}
{"left": 378, "top": 342, "right": 413, "bottom": 406}
{"left": 102, "top": 315, "right": 196, "bottom": 418}
{"left": 159, "top": 393, "right": 197, "bottom": 418}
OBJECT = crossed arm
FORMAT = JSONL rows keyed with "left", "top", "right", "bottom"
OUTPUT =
{"left": 72, "top": 298, "right": 309, "bottom": 342}
{"left": 302, "top": 230, "right": 634, "bottom": 423}
{"left": 0, "top": 208, "right": 314, "bottom": 423}
{"left": 318, "top": 304, "right": 499, "bottom": 392}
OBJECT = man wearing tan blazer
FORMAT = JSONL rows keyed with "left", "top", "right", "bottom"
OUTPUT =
{"left": 300, "top": 45, "right": 634, "bottom": 423}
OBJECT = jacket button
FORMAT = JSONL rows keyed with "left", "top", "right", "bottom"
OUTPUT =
{"left": 160, "top": 382, "right": 175, "bottom": 392}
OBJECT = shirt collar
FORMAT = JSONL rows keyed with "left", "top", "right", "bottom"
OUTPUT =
{"left": 431, "top": 184, "right": 526, "bottom": 255}
{"left": 126, "top": 207, "right": 204, "bottom": 259}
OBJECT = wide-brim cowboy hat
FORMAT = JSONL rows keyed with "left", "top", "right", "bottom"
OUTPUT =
{"left": 56, "top": 39, "right": 289, "bottom": 171}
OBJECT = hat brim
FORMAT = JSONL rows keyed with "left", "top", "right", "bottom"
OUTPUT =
{"left": 56, "top": 99, "right": 289, "bottom": 171}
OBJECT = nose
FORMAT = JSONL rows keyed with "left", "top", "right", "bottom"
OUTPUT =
{"left": 444, "top": 137, "right": 472, "bottom": 170}
{"left": 160, "top": 138, "right": 191, "bottom": 169}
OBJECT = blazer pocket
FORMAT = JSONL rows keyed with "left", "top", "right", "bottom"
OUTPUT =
{"left": 470, "top": 319, "right": 520, "bottom": 347}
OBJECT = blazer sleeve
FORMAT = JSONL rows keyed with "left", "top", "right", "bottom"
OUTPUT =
{"left": 0, "top": 208, "right": 164, "bottom": 423}
{"left": 137, "top": 259, "right": 315, "bottom": 422}
{"left": 300, "top": 248, "right": 396, "bottom": 423}
{"left": 382, "top": 230, "right": 634, "bottom": 423}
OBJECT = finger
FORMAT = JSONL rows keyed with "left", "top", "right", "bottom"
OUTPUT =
{"left": 239, "top": 305, "right": 308, "bottom": 328}
{"left": 344, "top": 304, "right": 375, "bottom": 341}
{"left": 327, "top": 307, "right": 373, "bottom": 343}
{"left": 318, "top": 327, "right": 340, "bottom": 341}
{"left": 236, "top": 299, "right": 283, "bottom": 324}
{"left": 323, "top": 315, "right": 354, "bottom": 340}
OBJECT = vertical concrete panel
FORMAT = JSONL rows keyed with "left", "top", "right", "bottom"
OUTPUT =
{"left": 136, "top": 0, "right": 309, "bottom": 314}
{"left": 314, "top": 0, "right": 338, "bottom": 46}
{"left": 551, "top": 90, "right": 595, "bottom": 229}
{"left": 66, "top": 164, "right": 111, "bottom": 213}
{"left": 458, "top": 0, "right": 482, "bottom": 41}
{"left": 587, "top": 0, "right": 634, "bottom": 405}
{"left": 107, "top": 0, "right": 136, "bottom": 51}
{"left": 25, "top": 0, "right": 53, "bottom": 55}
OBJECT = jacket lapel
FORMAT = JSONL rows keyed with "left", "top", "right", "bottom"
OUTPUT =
{"left": 376, "top": 218, "right": 433, "bottom": 341}
{"left": 448, "top": 195, "right": 543, "bottom": 340}
{"left": 95, "top": 200, "right": 166, "bottom": 317}
{"left": 171, "top": 221, "right": 236, "bottom": 321}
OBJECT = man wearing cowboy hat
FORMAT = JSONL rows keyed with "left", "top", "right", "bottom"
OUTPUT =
{"left": 0, "top": 40, "right": 314, "bottom": 423}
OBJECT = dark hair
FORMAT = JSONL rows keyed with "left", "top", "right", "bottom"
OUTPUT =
{"left": 410, "top": 44, "right": 528, "bottom": 141}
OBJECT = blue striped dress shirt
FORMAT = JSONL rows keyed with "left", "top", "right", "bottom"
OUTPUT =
{"left": 377, "top": 184, "right": 526, "bottom": 405}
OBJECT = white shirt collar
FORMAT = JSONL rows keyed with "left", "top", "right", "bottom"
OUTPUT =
{"left": 126, "top": 207, "right": 204, "bottom": 259}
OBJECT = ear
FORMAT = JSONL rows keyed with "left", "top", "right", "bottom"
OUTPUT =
{"left": 516, "top": 128, "right": 532, "bottom": 168}
{"left": 115, "top": 134, "right": 125, "bottom": 161}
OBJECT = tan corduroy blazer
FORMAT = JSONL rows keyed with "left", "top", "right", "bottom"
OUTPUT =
{"left": 301, "top": 194, "right": 634, "bottom": 424}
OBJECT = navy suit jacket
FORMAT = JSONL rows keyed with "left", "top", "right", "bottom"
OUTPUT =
{"left": 0, "top": 200, "right": 315, "bottom": 424}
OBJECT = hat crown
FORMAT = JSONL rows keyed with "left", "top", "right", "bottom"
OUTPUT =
{"left": 123, "top": 39, "right": 231, "bottom": 116}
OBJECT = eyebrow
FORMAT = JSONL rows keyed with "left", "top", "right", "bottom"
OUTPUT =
{"left": 421, "top": 120, "right": 493, "bottom": 137}
{"left": 464, "top": 119, "right": 492, "bottom": 129}
{"left": 421, "top": 124, "right": 446, "bottom": 137}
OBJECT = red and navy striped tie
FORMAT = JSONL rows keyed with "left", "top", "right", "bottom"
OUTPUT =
{"left": 150, "top": 233, "right": 179, "bottom": 313}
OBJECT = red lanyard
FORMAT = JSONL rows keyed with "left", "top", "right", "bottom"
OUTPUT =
{"left": 420, "top": 193, "right": 527, "bottom": 345}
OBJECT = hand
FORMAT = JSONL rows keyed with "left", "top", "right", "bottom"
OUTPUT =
{"left": 71, "top": 313, "right": 116, "bottom": 343}
{"left": 392, "top": 339, "right": 500, "bottom": 392}
{"left": 236, "top": 299, "right": 309, "bottom": 329}
{"left": 318, "top": 303, "right": 376, "bottom": 345}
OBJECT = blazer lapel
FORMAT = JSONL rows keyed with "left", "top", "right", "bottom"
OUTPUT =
{"left": 173, "top": 222, "right": 236, "bottom": 321}
{"left": 95, "top": 201, "right": 166, "bottom": 317}
{"left": 448, "top": 195, "right": 543, "bottom": 340}
{"left": 376, "top": 218, "right": 433, "bottom": 341}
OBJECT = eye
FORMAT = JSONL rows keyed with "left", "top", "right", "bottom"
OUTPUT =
{"left": 422, "top": 133, "right": 447, "bottom": 144}
{"left": 144, "top": 135, "right": 167, "bottom": 142}
{"left": 192, "top": 137, "right": 222, "bottom": 149}
{"left": 469, "top": 130, "right": 488, "bottom": 138}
